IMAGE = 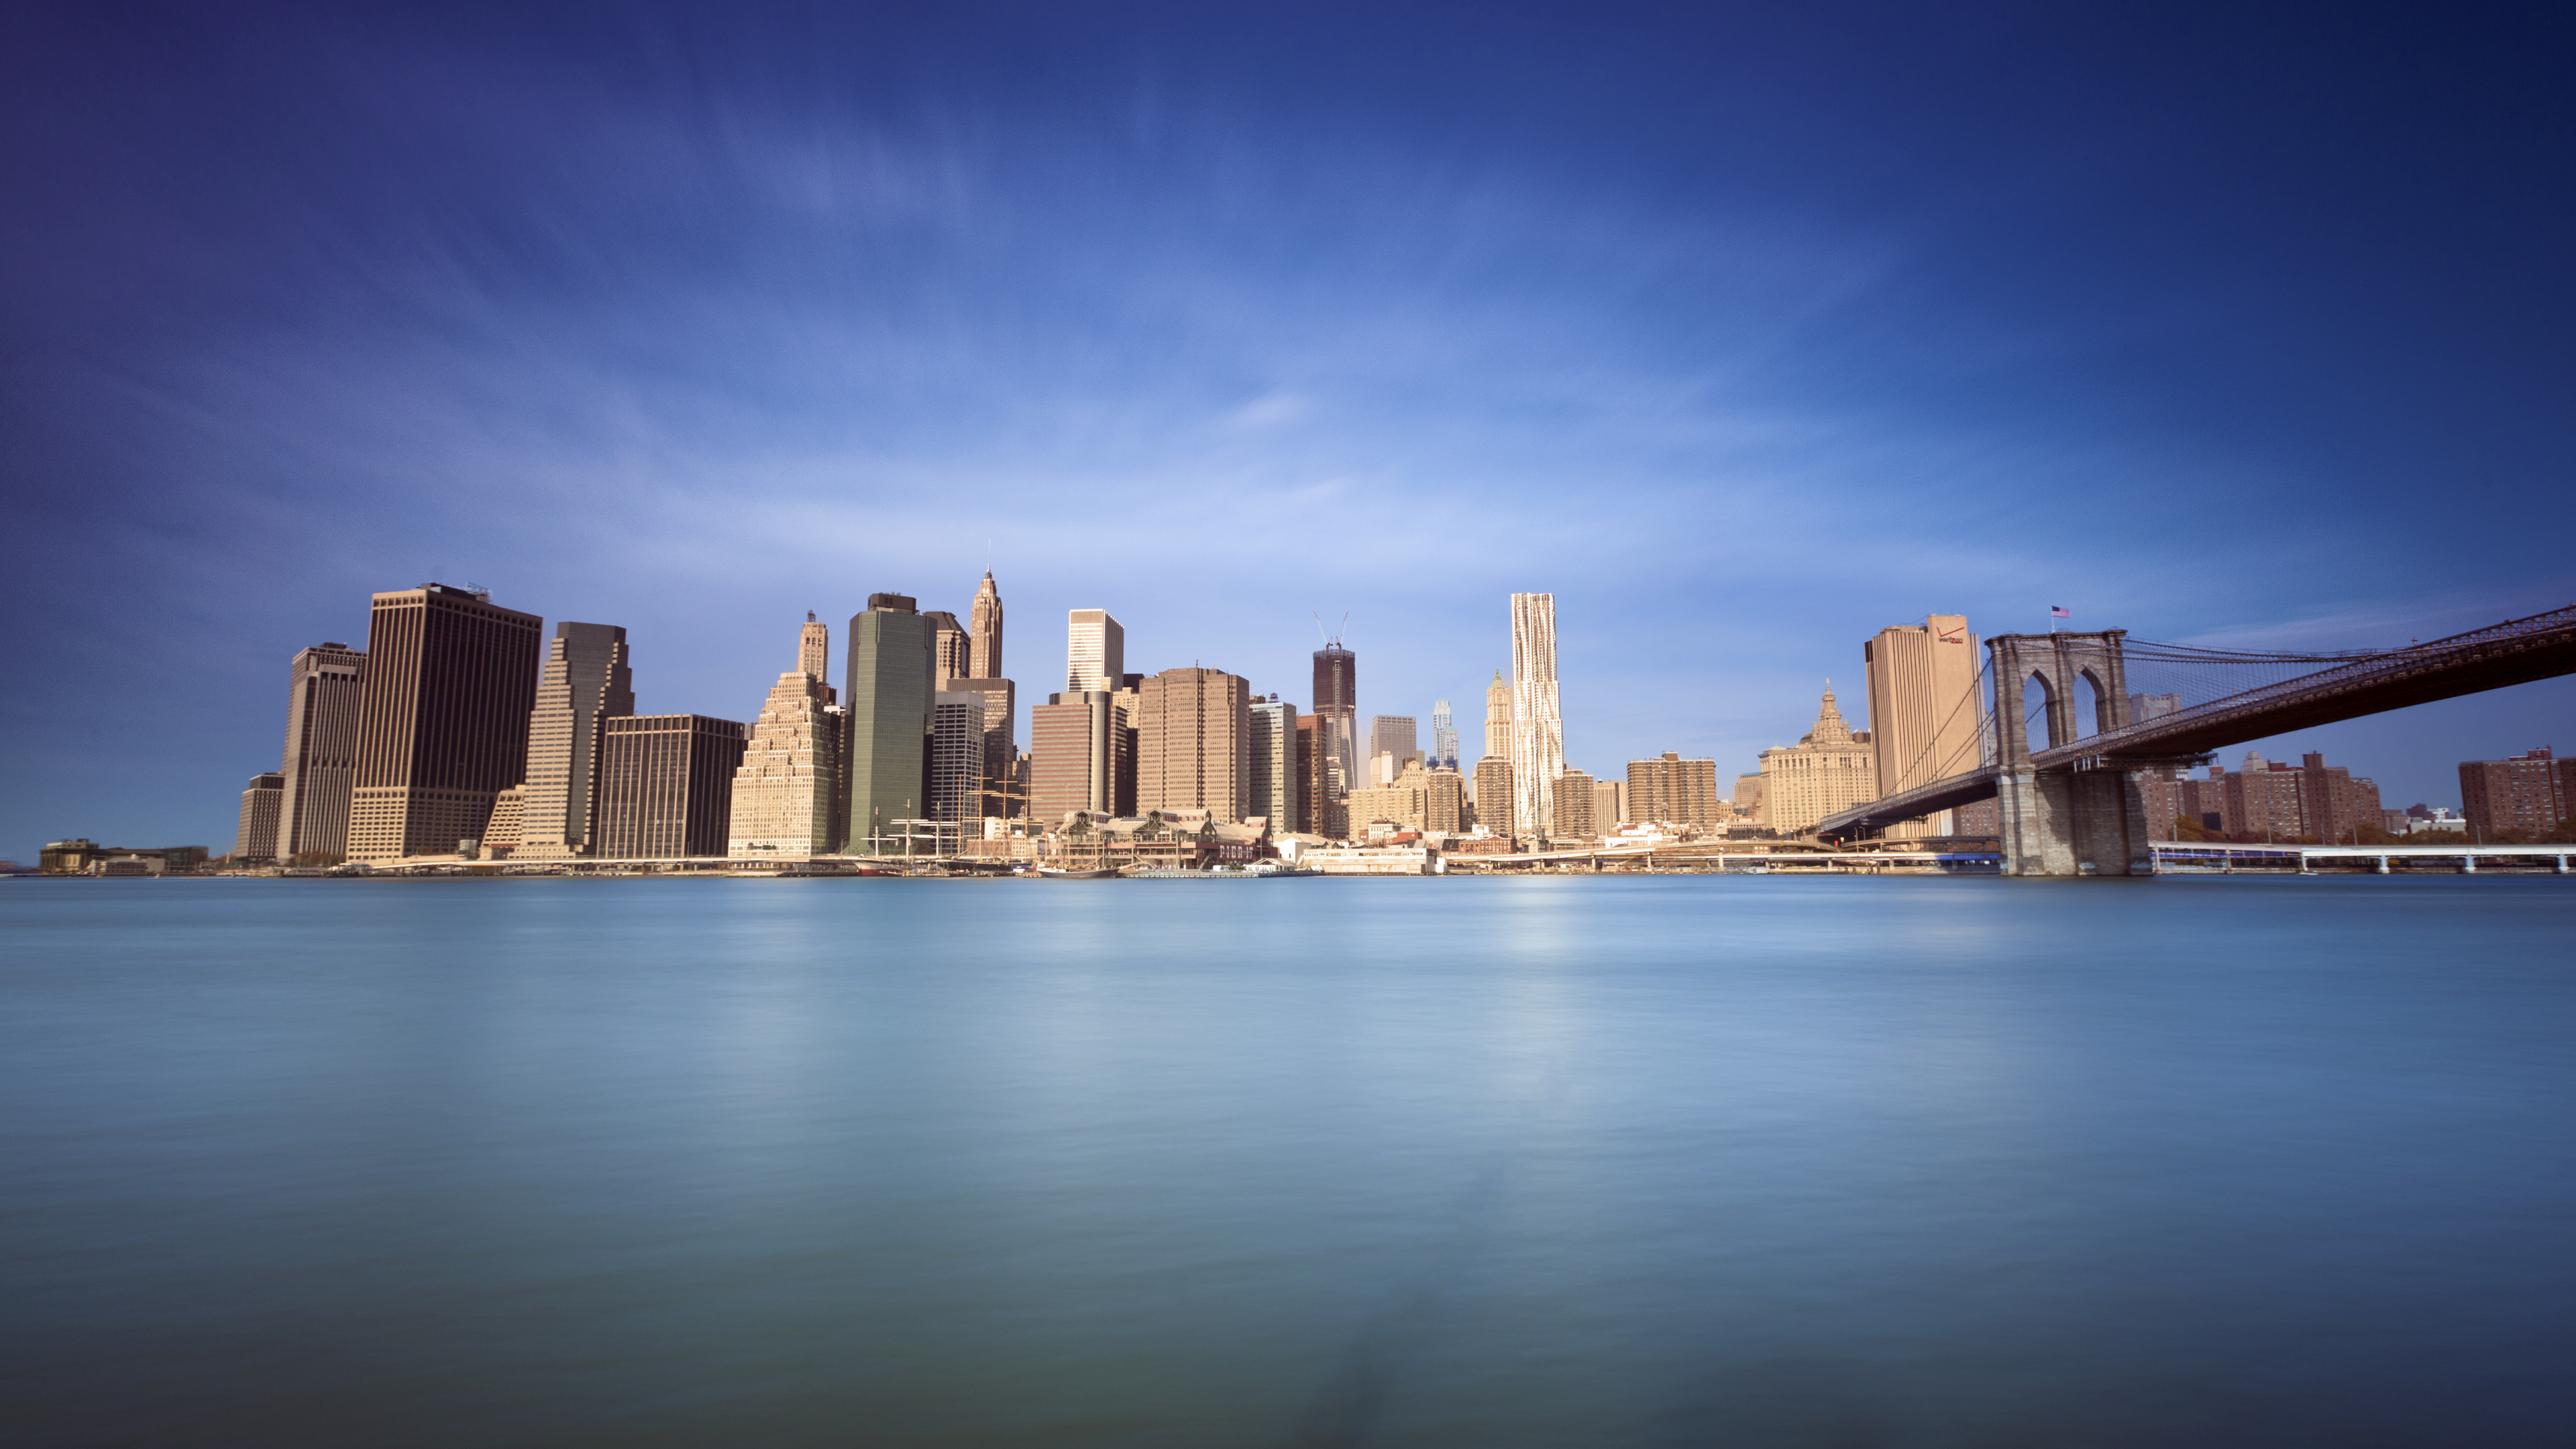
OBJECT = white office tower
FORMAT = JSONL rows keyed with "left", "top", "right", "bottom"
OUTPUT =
{"left": 1509, "top": 592, "right": 1564, "bottom": 841}
{"left": 1066, "top": 608, "right": 1126, "bottom": 693}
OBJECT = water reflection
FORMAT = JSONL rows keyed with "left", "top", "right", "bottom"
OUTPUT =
{"left": 2, "top": 875, "right": 2573, "bottom": 1445}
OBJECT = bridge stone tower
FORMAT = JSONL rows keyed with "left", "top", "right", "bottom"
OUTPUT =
{"left": 1989, "top": 631, "right": 2155, "bottom": 877}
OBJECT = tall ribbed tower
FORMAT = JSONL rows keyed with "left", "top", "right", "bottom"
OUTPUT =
{"left": 969, "top": 571, "right": 1004, "bottom": 678}
{"left": 1509, "top": 593, "right": 1564, "bottom": 841}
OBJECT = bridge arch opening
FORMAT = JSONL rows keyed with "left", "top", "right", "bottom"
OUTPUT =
{"left": 2023, "top": 672, "right": 2059, "bottom": 750}
{"left": 2077, "top": 667, "right": 2113, "bottom": 739}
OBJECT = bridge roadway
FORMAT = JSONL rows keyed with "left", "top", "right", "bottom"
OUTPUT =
{"left": 1819, "top": 602, "right": 2576, "bottom": 841}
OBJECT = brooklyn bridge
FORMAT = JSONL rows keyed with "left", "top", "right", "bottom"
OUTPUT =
{"left": 1812, "top": 604, "right": 2576, "bottom": 875}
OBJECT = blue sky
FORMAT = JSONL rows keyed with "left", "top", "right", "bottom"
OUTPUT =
{"left": 5, "top": 3, "right": 2572, "bottom": 857}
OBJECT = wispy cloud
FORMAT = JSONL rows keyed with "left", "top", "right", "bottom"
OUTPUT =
{"left": 1226, "top": 389, "right": 1310, "bottom": 430}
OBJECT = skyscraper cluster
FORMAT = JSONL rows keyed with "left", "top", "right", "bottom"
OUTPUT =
{"left": 1025, "top": 611, "right": 1316, "bottom": 836}
{"left": 235, "top": 573, "right": 1031, "bottom": 865}
{"left": 236, "top": 579, "right": 1715, "bottom": 863}
{"left": 207, "top": 584, "right": 2536, "bottom": 864}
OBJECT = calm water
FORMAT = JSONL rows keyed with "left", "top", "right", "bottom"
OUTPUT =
{"left": 4, "top": 875, "right": 2574, "bottom": 1446}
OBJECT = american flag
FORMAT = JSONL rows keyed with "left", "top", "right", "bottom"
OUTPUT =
{"left": 2050, "top": 605, "right": 2072, "bottom": 618}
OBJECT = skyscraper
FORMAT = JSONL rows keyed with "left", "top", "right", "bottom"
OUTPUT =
{"left": 235, "top": 773, "right": 284, "bottom": 864}
{"left": 796, "top": 614, "right": 846, "bottom": 848}
{"left": 1862, "top": 614, "right": 1982, "bottom": 838}
{"left": 1297, "top": 713, "right": 1323, "bottom": 837}
{"left": 515, "top": 622, "right": 635, "bottom": 859}
{"left": 1474, "top": 755, "right": 1514, "bottom": 840}
{"left": 800, "top": 612, "right": 834, "bottom": 698}
{"left": 729, "top": 671, "right": 839, "bottom": 860}
{"left": 1366, "top": 715, "right": 1419, "bottom": 782}
{"left": 943, "top": 676, "right": 1017, "bottom": 816}
{"left": 847, "top": 594, "right": 937, "bottom": 855}
{"left": 1430, "top": 700, "right": 1458, "bottom": 770}
{"left": 1508, "top": 593, "right": 1564, "bottom": 841}
{"left": 1421, "top": 765, "right": 1466, "bottom": 833}
{"left": 595, "top": 714, "right": 747, "bottom": 859}
{"left": 926, "top": 609, "right": 970, "bottom": 687}
{"left": 1483, "top": 669, "right": 1511, "bottom": 761}
{"left": 969, "top": 571, "right": 1004, "bottom": 680}
{"left": 1030, "top": 689, "right": 1124, "bottom": 822}
{"left": 1067, "top": 609, "right": 1125, "bottom": 692}
{"left": 1554, "top": 767, "right": 1595, "bottom": 840}
{"left": 1312, "top": 635, "right": 1356, "bottom": 838}
{"left": 1111, "top": 674, "right": 1143, "bottom": 816}
{"left": 274, "top": 642, "right": 364, "bottom": 862}
{"left": 1360, "top": 711, "right": 1421, "bottom": 768}
{"left": 1248, "top": 700, "right": 1297, "bottom": 832}
{"left": 930, "top": 692, "right": 987, "bottom": 833}
{"left": 1136, "top": 667, "right": 1252, "bottom": 821}
{"left": 348, "top": 584, "right": 544, "bottom": 862}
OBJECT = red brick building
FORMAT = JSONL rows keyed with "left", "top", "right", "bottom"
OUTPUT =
{"left": 2139, "top": 751, "right": 2383, "bottom": 842}
{"left": 2459, "top": 748, "right": 2571, "bottom": 839}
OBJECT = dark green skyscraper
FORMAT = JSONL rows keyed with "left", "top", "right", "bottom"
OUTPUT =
{"left": 845, "top": 593, "right": 936, "bottom": 853}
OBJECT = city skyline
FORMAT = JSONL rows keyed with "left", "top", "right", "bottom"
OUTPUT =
{"left": 76, "top": 571, "right": 2576, "bottom": 859}
{"left": 8, "top": 8, "right": 2576, "bottom": 857}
